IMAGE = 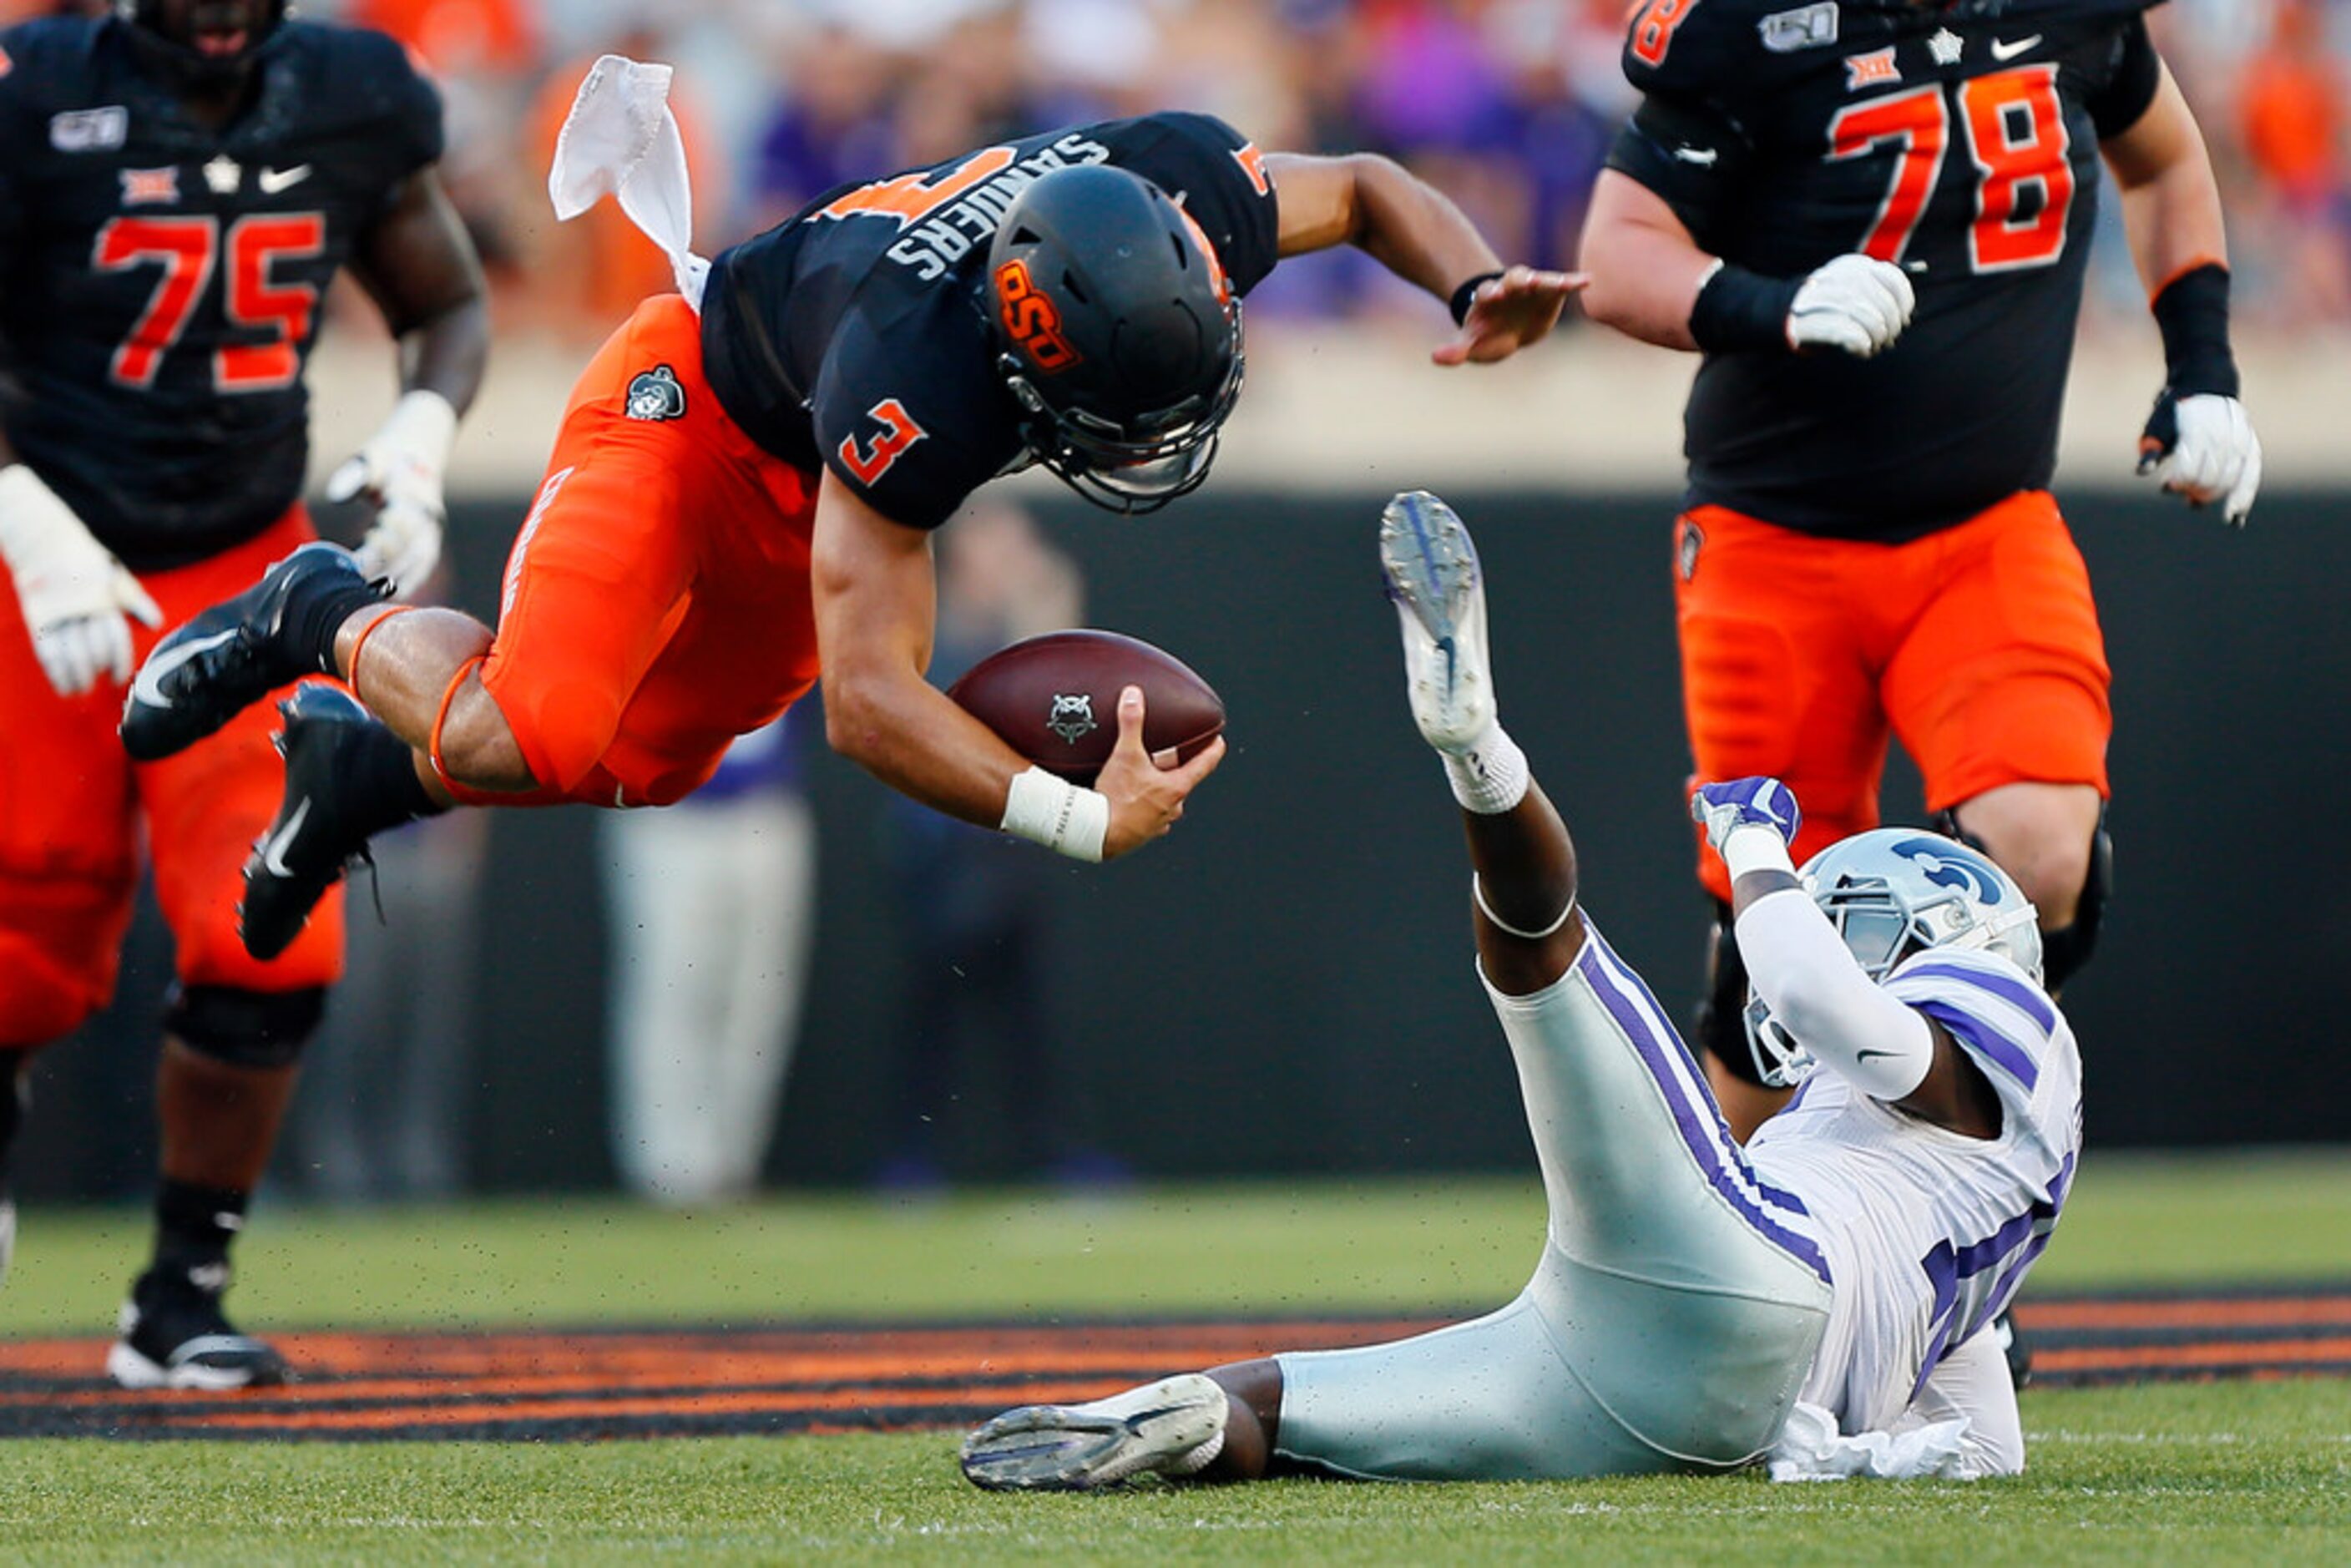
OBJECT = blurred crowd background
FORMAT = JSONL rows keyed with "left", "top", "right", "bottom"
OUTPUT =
{"left": 13, "top": 0, "right": 2351, "bottom": 334}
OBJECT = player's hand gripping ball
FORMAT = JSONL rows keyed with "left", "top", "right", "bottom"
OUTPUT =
{"left": 948, "top": 629, "right": 1224, "bottom": 787}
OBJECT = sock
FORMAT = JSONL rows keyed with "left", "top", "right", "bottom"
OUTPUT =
{"left": 0, "top": 1051, "right": 27, "bottom": 1198}
{"left": 337, "top": 716, "right": 445, "bottom": 837}
{"left": 1442, "top": 724, "right": 1529, "bottom": 815}
{"left": 154, "top": 1177, "right": 247, "bottom": 1282}
{"left": 285, "top": 569, "right": 388, "bottom": 675}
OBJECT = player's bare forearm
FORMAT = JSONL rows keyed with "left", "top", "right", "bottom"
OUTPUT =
{"left": 352, "top": 167, "right": 490, "bottom": 414}
{"left": 1267, "top": 151, "right": 1499, "bottom": 299}
{"left": 2104, "top": 66, "right": 2229, "bottom": 296}
{"left": 1577, "top": 171, "right": 1712, "bottom": 352}
{"left": 810, "top": 475, "right": 1030, "bottom": 830}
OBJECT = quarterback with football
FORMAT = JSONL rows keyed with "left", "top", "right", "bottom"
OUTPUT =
{"left": 0, "top": 0, "right": 485, "bottom": 1386}
{"left": 1576, "top": 0, "right": 2255, "bottom": 1140}
{"left": 961, "top": 493, "right": 2081, "bottom": 1490}
{"left": 126, "top": 63, "right": 1577, "bottom": 959}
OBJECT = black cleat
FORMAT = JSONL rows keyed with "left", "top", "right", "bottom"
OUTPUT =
{"left": 1995, "top": 1308, "right": 2033, "bottom": 1390}
{"left": 121, "top": 542, "right": 383, "bottom": 762}
{"left": 238, "top": 684, "right": 380, "bottom": 962}
{"left": 106, "top": 1262, "right": 289, "bottom": 1390}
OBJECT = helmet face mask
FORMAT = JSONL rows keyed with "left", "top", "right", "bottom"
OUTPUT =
{"left": 985, "top": 164, "right": 1246, "bottom": 516}
{"left": 1743, "top": 827, "right": 2043, "bottom": 1088}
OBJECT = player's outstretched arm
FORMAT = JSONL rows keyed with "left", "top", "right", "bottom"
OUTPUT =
{"left": 2104, "top": 64, "right": 2261, "bottom": 526}
{"left": 340, "top": 168, "right": 492, "bottom": 595}
{"left": 811, "top": 474, "right": 1220, "bottom": 862}
{"left": 1580, "top": 171, "right": 1914, "bottom": 361}
{"left": 1696, "top": 779, "right": 1997, "bottom": 1136}
{"left": 1261, "top": 152, "right": 1579, "bottom": 366}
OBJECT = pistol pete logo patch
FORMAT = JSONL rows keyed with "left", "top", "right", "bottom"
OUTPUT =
{"left": 625, "top": 365, "right": 687, "bottom": 422}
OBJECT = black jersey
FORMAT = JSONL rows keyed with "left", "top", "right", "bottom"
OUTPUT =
{"left": 1607, "top": 0, "right": 2162, "bottom": 540}
{"left": 700, "top": 112, "right": 1280, "bottom": 532}
{"left": 0, "top": 18, "right": 441, "bottom": 570}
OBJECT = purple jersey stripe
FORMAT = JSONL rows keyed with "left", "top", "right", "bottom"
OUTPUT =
{"left": 1894, "top": 959, "right": 2058, "bottom": 1035}
{"left": 1913, "top": 999, "right": 2040, "bottom": 1093}
{"left": 1578, "top": 935, "right": 1832, "bottom": 1286}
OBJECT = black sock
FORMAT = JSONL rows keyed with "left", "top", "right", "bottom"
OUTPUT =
{"left": 337, "top": 716, "right": 445, "bottom": 837}
{"left": 154, "top": 1178, "right": 247, "bottom": 1279}
{"left": 284, "top": 569, "right": 387, "bottom": 675}
{"left": 0, "top": 1051, "right": 28, "bottom": 1198}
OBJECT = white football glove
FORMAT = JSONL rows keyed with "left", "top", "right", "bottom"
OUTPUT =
{"left": 1787, "top": 254, "right": 1916, "bottom": 359}
{"left": 2137, "top": 391, "right": 2262, "bottom": 528}
{"left": 0, "top": 463, "right": 163, "bottom": 696}
{"left": 332, "top": 388, "right": 457, "bottom": 598}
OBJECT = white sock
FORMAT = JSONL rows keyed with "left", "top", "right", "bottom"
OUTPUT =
{"left": 1443, "top": 724, "right": 1529, "bottom": 815}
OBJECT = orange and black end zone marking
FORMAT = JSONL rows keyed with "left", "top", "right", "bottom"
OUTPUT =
{"left": 3, "top": 1289, "right": 2348, "bottom": 1442}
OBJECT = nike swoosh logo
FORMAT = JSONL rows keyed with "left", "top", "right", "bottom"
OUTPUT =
{"left": 259, "top": 797, "right": 311, "bottom": 878}
{"left": 1990, "top": 35, "right": 2040, "bottom": 61}
{"left": 130, "top": 628, "right": 237, "bottom": 712}
{"left": 1855, "top": 1048, "right": 1899, "bottom": 1061}
{"left": 1672, "top": 145, "right": 1719, "bottom": 167}
{"left": 257, "top": 164, "right": 311, "bottom": 194}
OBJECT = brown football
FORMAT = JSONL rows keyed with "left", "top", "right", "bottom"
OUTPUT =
{"left": 947, "top": 629, "right": 1225, "bottom": 786}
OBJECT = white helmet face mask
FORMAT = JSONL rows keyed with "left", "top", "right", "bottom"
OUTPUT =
{"left": 1745, "top": 827, "right": 2042, "bottom": 1088}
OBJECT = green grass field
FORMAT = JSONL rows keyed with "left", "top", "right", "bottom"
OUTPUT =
{"left": 7, "top": 1151, "right": 2350, "bottom": 1564}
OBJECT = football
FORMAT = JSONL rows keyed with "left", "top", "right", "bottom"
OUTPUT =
{"left": 947, "top": 629, "right": 1224, "bottom": 786}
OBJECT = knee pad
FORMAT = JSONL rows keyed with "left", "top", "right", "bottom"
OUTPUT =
{"left": 1934, "top": 808, "right": 2111, "bottom": 990}
{"left": 164, "top": 984, "right": 326, "bottom": 1070}
{"left": 2040, "top": 814, "right": 2111, "bottom": 990}
{"left": 1692, "top": 904, "right": 1769, "bottom": 1087}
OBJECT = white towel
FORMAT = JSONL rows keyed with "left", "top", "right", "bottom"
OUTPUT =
{"left": 546, "top": 54, "right": 709, "bottom": 311}
{"left": 1766, "top": 1401, "right": 1974, "bottom": 1483}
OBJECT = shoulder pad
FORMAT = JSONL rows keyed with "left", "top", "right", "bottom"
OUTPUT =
{"left": 1622, "top": 0, "right": 1796, "bottom": 97}
{"left": 0, "top": 18, "right": 104, "bottom": 111}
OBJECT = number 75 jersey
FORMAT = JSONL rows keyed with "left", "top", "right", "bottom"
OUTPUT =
{"left": 0, "top": 18, "right": 442, "bottom": 570}
{"left": 1607, "top": 0, "right": 2163, "bottom": 542}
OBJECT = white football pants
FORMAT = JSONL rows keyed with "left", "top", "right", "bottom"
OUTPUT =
{"left": 1274, "top": 921, "right": 1834, "bottom": 1479}
{"left": 599, "top": 791, "right": 816, "bottom": 1204}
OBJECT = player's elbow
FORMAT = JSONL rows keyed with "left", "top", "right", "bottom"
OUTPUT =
{"left": 819, "top": 675, "right": 888, "bottom": 769}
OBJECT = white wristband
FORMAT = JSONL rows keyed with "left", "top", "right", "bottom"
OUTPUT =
{"left": 383, "top": 387, "right": 459, "bottom": 473}
{"left": 1723, "top": 822, "right": 1797, "bottom": 884}
{"left": 999, "top": 766, "right": 1110, "bottom": 863}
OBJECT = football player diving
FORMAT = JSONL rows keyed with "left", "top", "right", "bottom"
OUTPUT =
{"left": 961, "top": 493, "right": 2081, "bottom": 1491}
{"left": 124, "top": 61, "right": 1578, "bottom": 959}
{"left": 1576, "top": 0, "right": 2257, "bottom": 1153}
{"left": 0, "top": 0, "right": 485, "bottom": 1386}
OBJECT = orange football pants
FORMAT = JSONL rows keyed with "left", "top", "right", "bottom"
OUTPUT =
{"left": 1675, "top": 490, "right": 2111, "bottom": 903}
{"left": 472, "top": 295, "right": 822, "bottom": 808}
{"left": 0, "top": 508, "right": 344, "bottom": 1047}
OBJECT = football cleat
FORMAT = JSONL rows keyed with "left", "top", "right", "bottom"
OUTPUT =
{"left": 238, "top": 684, "right": 379, "bottom": 962}
{"left": 120, "top": 542, "right": 383, "bottom": 762}
{"left": 961, "top": 1373, "right": 1228, "bottom": 1492}
{"left": 106, "top": 1262, "right": 289, "bottom": 1391}
{"left": 1379, "top": 489, "right": 1495, "bottom": 754}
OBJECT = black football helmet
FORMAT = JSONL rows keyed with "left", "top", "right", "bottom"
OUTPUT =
{"left": 984, "top": 164, "right": 1245, "bottom": 515}
{"left": 117, "top": 1, "right": 293, "bottom": 88}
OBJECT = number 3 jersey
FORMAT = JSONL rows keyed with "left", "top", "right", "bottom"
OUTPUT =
{"left": 1608, "top": 0, "right": 2163, "bottom": 540}
{"left": 0, "top": 18, "right": 441, "bottom": 570}
{"left": 1744, "top": 945, "right": 2084, "bottom": 1437}
{"left": 696, "top": 111, "right": 1279, "bottom": 533}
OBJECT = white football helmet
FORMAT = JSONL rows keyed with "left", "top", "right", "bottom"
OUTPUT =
{"left": 1745, "top": 827, "right": 2041, "bottom": 1087}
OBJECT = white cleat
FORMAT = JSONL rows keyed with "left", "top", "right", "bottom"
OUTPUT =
{"left": 1380, "top": 490, "right": 1494, "bottom": 754}
{"left": 960, "top": 1372, "right": 1228, "bottom": 1492}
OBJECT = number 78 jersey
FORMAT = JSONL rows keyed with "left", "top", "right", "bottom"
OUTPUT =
{"left": 1607, "top": 0, "right": 2163, "bottom": 542}
{"left": 0, "top": 18, "right": 442, "bottom": 570}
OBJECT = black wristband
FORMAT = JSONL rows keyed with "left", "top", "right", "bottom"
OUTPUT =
{"left": 1449, "top": 270, "right": 1505, "bottom": 326}
{"left": 2151, "top": 262, "right": 2239, "bottom": 398}
{"left": 1690, "top": 262, "right": 1803, "bottom": 354}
